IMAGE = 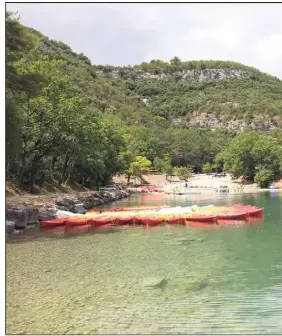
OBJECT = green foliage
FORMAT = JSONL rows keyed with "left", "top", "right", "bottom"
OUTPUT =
{"left": 173, "top": 166, "right": 193, "bottom": 182}
{"left": 153, "top": 156, "right": 172, "bottom": 174}
{"left": 254, "top": 166, "right": 274, "bottom": 188}
{"left": 222, "top": 132, "right": 282, "bottom": 181}
{"left": 202, "top": 162, "right": 213, "bottom": 174}
{"left": 128, "top": 156, "right": 152, "bottom": 181}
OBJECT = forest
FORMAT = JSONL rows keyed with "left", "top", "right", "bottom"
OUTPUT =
{"left": 6, "top": 11, "right": 282, "bottom": 191}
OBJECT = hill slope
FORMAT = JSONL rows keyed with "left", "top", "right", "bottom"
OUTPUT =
{"left": 6, "top": 12, "right": 282, "bottom": 192}
{"left": 93, "top": 61, "right": 282, "bottom": 132}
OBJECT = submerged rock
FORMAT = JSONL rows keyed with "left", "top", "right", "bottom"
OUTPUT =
{"left": 142, "top": 277, "right": 168, "bottom": 289}
{"left": 186, "top": 279, "right": 209, "bottom": 292}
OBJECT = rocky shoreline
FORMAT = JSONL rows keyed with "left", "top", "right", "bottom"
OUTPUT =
{"left": 6, "top": 189, "right": 134, "bottom": 235}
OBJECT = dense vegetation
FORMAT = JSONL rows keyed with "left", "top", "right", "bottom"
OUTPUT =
{"left": 6, "top": 12, "right": 282, "bottom": 191}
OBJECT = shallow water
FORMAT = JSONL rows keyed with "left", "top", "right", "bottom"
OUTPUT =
{"left": 6, "top": 192, "right": 282, "bottom": 334}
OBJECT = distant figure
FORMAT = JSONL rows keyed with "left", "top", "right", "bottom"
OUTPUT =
{"left": 185, "top": 183, "right": 188, "bottom": 188}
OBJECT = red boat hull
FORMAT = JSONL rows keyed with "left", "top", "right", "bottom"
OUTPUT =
{"left": 141, "top": 218, "right": 164, "bottom": 226}
{"left": 186, "top": 215, "right": 216, "bottom": 222}
{"left": 166, "top": 217, "right": 186, "bottom": 224}
{"left": 89, "top": 217, "right": 113, "bottom": 226}
{"left": 40, "top": 218, "right": 66, "bottom": 227}
{"left": 65, "top": 217, "right": 90, "bottom": 226}
{"left": 217, "top": 212, "right": 248, "bottom": 220}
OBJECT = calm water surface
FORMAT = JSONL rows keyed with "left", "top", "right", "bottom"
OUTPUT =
{"left": 6, "top": 192, "right": 282, "bottom": 334}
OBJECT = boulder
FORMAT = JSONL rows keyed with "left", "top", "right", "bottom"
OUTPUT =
{"left": 24, "top": 207, "right": 39, "bottom": 225}
{"left": 73, "top": 203, "right": 87, "bottom": 214}
{"left": 6, "top": 209, "right": 27, "bottom": 229}
{"left": 55, "top": 196, "right": 75, "bottom": 211}
{"left": 56, "top": 205, "right": 70, "bottom": 212}
{"left": 6, "top": 220, "right": 15, "bottom": 234}
{"left": 6, "top": 207, "right": 39, "bottom": 229}
{"left": 38, "top": 207, "right": 57, "bottom": 220}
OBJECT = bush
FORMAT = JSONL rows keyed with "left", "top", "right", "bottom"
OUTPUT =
{"left": 254, "top": 167, "right": 274, "bottom": 188}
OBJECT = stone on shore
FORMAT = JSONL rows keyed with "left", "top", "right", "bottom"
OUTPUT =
{"left": 38, "top": 207, "right": 57, "bottom": 221}
{"left": 6, "top": 207, "right": 39, "bottom": 229}
{"left": 73, "top": 203, "right": 87, "bottom": 214}
{"left": 55, "top": 197, "right": 75, "bottom": 211}
{"left": 6, "top": 220, "right": 15, "bottom": 234}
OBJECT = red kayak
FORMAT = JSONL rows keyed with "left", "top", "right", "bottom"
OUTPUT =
{"left": 186, "top": 215, "right": 216, "bottom": 222}
{"left": 142, "top": 217, "right": 164, "bottom": 226}
{"left": 65, "top": 217, "right": 90, "bottom": 226}
{"left": 166, "top": 217, "right": 186, "bottom": 224}
{"left": 217, "top": 212, "right": 248, "bottom": 220}
{"left": 101, "top": 206, "right": 164, "bottom": 213}
{"left": 89, "top": 217, "right": 113, "bottom": 226}
{"left": 112, "top": 216, "right": 132, "bottom": 225}
{"left": 247, "top": 208, "right": 263, "bottom": 216}
{"left": 86, "top": 209, "right": 101, "bottom": 214}
{"left": 40, "top": 218, "right": 66, "bottom": 228}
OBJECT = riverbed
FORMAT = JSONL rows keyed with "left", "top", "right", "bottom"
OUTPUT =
{"left": 6, "top": 192, "right": 282, "bottom": 334}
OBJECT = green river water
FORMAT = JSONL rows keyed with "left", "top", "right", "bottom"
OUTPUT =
{"left": 6, "top": 192, "right": 282, "bottom": 334}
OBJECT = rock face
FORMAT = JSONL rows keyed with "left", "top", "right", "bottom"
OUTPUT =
{"left": 96, "top": 68, "right": 250, "bottom": 83}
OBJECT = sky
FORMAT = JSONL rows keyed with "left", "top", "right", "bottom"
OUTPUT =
{"left": 6, "top": 3, "right": 282, "bottom": 79}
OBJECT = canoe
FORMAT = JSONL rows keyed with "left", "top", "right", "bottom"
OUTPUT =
{"left": 166, "top": 217, "right": 186, "bottom": 224}
{"left": 112, "top": 216, "right": 132, "bottom": 225}
{"left": 65, "top": 217, "right": 90, "bottom": 226}
{"left": 186, "top": 215, "right": 216, "bottom": 222}
{"left": 101, "top": 206, "right": 163, "bottom": 213}
{"left": 141, "top": 217, "right": 164, "bottom": 226}
{"left": 89, "top": 217, "right": 113, "bottom": 226}
{"left": 40, "top": 218, "right": 66, "bottom": 227}
{"left": 247, "top": 208, "right": 263, "bottom": 216}
{"left": 86, "top": 209, "right": 101, "bottom": 214}
{"left": 217, "top": 212, "right": 248, "bottom": 220}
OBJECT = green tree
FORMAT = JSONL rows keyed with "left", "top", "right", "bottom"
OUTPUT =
{"left": 153, "top": 156, "right": 172, "bottom": 180}
{"left": 223, "top": 131, "right": 282, "bottom": 180}
{"left": 202, "top": 162, "right": 213, "bottom": 174}
{"left": 173, "top": 166, "right": 193, "bottom": 182}
{"left": 254, "top": 166, "right": 274, "bottom": 188}
{"left": 128, "top": 156, "right": 152, "bottom": 182}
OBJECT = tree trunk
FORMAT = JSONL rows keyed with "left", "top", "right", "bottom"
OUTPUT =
{"left": 59, "top": 153, "right": 70, "bottom": 185}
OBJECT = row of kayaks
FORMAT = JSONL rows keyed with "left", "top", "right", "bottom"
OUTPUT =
{"left": 40, "top": 204, "right": 263, "bottom": 228}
